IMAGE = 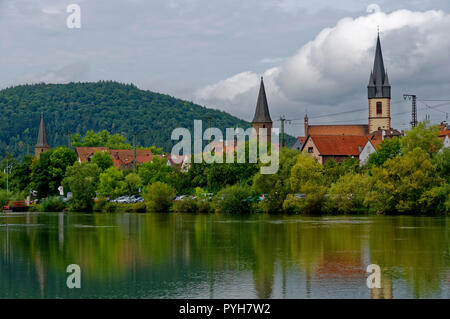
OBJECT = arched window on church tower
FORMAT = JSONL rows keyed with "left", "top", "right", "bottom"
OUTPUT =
{"left": 376, "top": 102, "right": 382, "bottom": 115}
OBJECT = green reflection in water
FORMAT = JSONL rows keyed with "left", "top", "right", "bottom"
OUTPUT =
{"left": 0, "top": 213, "right": 448, "bottom": 299}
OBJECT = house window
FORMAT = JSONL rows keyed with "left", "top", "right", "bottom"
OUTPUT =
{"left": 308, "top": 147, "right": 313, "bottom": 153}
{"left": 376, "top": 102, "right": 382, "bottom": 115}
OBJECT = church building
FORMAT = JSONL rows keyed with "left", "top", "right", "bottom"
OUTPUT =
{"left": 35, "top": 114, "right": 50, "bottom": 159}
{"left": 252, "top": 77, "right": 273, "bottom": 144}
{"left": 299, "top": 34, "right": 402, "bottom": 164}
{"left": 304, "top": 33, "right": 393, "bottom": 137}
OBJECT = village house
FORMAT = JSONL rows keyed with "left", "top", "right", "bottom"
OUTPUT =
{"left": 75, "top": 147, "right": 153, "bottom": 170}
{"left": 301, "top": 135, "right": 369, "bottom": 165}
{"left": 439, "top": 122, "right": 450, "bottom": 149}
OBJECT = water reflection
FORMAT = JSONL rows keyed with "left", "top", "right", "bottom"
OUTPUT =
{"left": 0, "top": 213, "right": 448, "bottom": 299}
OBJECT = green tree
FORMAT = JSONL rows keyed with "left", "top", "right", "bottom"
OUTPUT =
{"left": 138, "top": 156, "right": 174, "bottom": 185}
{"left": 287, "top": 154, "right": 327, "bottom": 214}
{"left": 432, "top": 148, "right": 450, "bottom": 182}
{"left": 97, "top": 167, "right": 127, "bottom": 199}
{"left": 72, "top": 130, "right": 133, "bottom": 149}
{"left": 401, "top": 122, "right": 443, "bottom": 155}
{"left": 90, "top": 151, "right": 114, "bottom": 172}
{"left": 290, "top": 155, "right": 323, "bottom": 192}
{"left": 9, "top": 155, "right": 34, "bottom": 192}
{"left": 31, "top": 150, "right": 54, "bottom": 198}
{"left": 125, "top": 172, "right": 142, "bottom": 195}
{"left": 253, "top": 148, "right": 299, "bottom": 213}
{"left": 49, "top": 147, "right": 77, "bottom": 192}
{"left": 327, "top": 173, "right": 371, "bottom": 213}
{"left": 367, "top": 137, "right": 401, "bottom": 167}
{"left": 143, "top": 182, "right": 176, "bottom": 212}
{"left": 63, "top": 162, "right": 101, "bottom": 212}
{"left": 30, "top": 147, "right": 76, "bottom": 198}
{"left": 322, "top": 159, "right": 346, "bottom": 186}
{"left": 283, "top": 184, "right": 328, "bottom": 214}
{"left": 364, "top": 147, "right": 443, "bottom": 214}
{"left": 213, "top": 184, "right": 253, "bottom": 214}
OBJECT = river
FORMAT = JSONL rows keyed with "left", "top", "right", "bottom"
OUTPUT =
{"left": 0, "top": 212, "right": 448, "bottom": 299}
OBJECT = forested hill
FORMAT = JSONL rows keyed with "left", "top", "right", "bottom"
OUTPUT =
{"left": 0, "top": 81, "right": 253, "bottom": 158}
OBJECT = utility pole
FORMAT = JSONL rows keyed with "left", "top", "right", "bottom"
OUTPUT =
{"left": 280, "top": 116, "right": 286, "bottom": 147}
{"left": 5, "top": 158, "right": 13, "bottom": 193}
{"left": 404, "top": 94, "right": 417, "bottom": 128}
{"left": 133, "top": 132, "right": 137, "bottom": 172}
{"left": 6, "top": 158, "right": 8, "bottom": 193}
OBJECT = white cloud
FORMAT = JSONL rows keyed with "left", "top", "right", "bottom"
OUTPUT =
{"left": 15, "top": 62, "right": 90, "bottom": 85}
{"left": 194, "top": 7, "right": 450, "bottom": 126}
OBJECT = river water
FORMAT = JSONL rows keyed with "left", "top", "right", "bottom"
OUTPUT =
{"left": 0, "top": 212, "right": 448, "bottom": 299}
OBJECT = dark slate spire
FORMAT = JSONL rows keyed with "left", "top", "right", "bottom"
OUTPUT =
{"left": 368, "top": 34, "right": 391, "bottom": 99}
{"left": 36, "top": 114, "right": 49, "bottom": 147}
{"left": 252, "top": 77, "right": 272, "bottom": 123}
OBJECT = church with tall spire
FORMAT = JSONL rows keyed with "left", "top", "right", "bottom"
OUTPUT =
{"left": 252, "top": 77, "right": 273, "bottom": 143}
{"left": 302, "top": 33, "right": 396, "bottom": 137}
{"left": 35, "top": 114, "right": 50, "bottom": 159}
{"left": 368, "top": 33, "right": 391, "bottom": 132}
{"left": 297, "top": 33, "right": 402, "bottom": 164}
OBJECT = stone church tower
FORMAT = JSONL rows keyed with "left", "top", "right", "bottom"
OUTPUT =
{"left": 368, "top": 34, "right": 391, "bottom": 133}
{"left": 35, "top": 114, "right": 50, "bottom": 159}
{"left": 252, "top": 77, "right": 273, "bottom": 143}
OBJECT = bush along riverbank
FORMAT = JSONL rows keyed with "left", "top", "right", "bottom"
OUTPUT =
{"left": 1, "top": 122, "right": 449, "bottom": 215}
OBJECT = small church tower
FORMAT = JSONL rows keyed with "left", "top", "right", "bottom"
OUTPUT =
{"left": 368, "top": 33, "right": 391, "bottom": 133}
{"left": 252, "top": 77, "right": 273, "bottom": 143}
{"left": 35, "top": 114, "right": 50, "bottom": 159}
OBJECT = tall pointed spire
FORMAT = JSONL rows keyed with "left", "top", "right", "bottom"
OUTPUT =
{"left": 36, "top": 114, "right": 49, "bottom": 148}
{"left": 368, "top": 33, "right": 391, "bottom": 99}
{"left": 252, "top": 77, "right": 272, "bottom": 123}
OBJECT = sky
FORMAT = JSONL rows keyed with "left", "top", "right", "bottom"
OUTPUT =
{"left": 1, "top": 0, "right": 450, "bottom": 136}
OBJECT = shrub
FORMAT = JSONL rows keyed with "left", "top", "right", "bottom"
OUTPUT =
{"left": 197, "top": 200, "right": 213, "bottom": 214}
{"left": 93, "top": 199, "right": 107, "bottom": 212}
{"left": 102, "top": 201, "right": 117, "bottom": 213}
{"left": 143, "top": 182, "right": 176, "bottom": 212}
{"left": 29, "top": 203, "right": 42, "bottom": 212}
{"left": 131, "top": 202, "right": 146, "bottom": 213}
{"left": 326, "top": 173, "right": 371, "bottom": 214}
{"left": 41, "top": 196, "right": 66, "bottom": 212}
{"left": 283, "top": 184, "right": 328, "bottom": 215}
{"left": 0, "top": 190, "right": 24, "bottom": 208}
{"left": 116, "top": 202, "right": 146, "bottom": 213}
{"left": 173, "top": 198, "right": 198, "bottom": 213}
{"left": 213, "top": 184, "right": 253, "bottom": 214}
{"left": 63, "top": 162, "right": 101, "bottom": 212}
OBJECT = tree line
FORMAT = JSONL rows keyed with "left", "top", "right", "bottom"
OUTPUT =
{"left": 0, "top": 122, "right": 448, "bottom": 214}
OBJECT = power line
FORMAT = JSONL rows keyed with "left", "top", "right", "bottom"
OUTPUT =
{"left": 418, "top": 101, "right": 448, "bottom": 115}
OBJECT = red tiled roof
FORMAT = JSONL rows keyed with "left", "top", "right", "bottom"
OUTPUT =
{"left": 109, "top": 149, "right": 153, "bottom": 168}
{"left": 76, "top": 147, "right": 153, "bottom": 169}
{"left": 297, "top": 136, "right": 307, "bottom": 144}
{"left": 310, "top": 135, "right": 369, "bottom": 156}
{"left": 308, "top": 125, "right": 369, "bottom": 136}
{"left": 75, "top": 147, "right": 108, "bottom": 162}
{"left": 439, "top": 129, "right": 450, "bottom": 138}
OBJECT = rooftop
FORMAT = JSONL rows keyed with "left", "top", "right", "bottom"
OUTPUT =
{"left": 308, "top": 135, "right": 369, "bottom": 156}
